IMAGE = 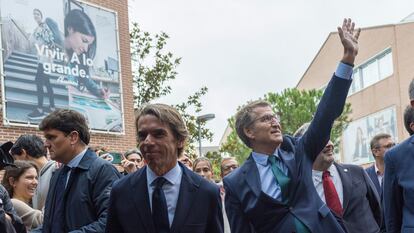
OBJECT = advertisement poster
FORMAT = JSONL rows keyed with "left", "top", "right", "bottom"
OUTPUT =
{"left": 342, "top": 106, "right": 397, "bottom": 165}
{"left": 0, "top": 0, "right": 123, "bottom": 132}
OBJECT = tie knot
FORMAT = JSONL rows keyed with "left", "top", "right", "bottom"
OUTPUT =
{"left": 322, "top": 170, "right": 331, "bottom": 179}
{"left": 268, "top": 155, "right": 279, "bottom": 165}
{"left": 61, "top": 165, "right": 71, "bottom": 174}
{"left": 153, "top": 177, "right": 168, "bottom": 188}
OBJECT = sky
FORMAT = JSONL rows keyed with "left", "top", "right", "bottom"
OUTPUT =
{"left": 129, "top": 0, "right": 414, "bottom": 147}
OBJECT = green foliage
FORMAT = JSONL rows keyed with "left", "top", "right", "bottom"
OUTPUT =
{"left": 219, "top": 117, "right": 251, "bottom": 164}
{"left": 220, "top": 88, "right": 352, "bottom": 163}
{"left": 205, "top": 151, "right": 222, "bottom": 181}
{"left": 131, "top": 23, "right": 213, "bottom": 153}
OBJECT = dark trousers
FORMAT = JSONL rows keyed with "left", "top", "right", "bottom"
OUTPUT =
{"left": 35, "top": 63, "right": 55, "bottom": 108}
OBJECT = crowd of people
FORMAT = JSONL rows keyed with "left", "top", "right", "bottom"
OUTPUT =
{"left": 0, "top": 18, "right": 413, "bottom": 233}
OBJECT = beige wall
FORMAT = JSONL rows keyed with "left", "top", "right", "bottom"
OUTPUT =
{"left": 297, "top": 22, "right": 414, "bottom": 162}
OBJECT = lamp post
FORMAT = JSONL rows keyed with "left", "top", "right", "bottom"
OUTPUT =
{"left": 196, "top": 113, "right": 215, "bottom": 157}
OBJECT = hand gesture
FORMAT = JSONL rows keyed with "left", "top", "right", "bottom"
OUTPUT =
{"left": 121, "top": 159, "right": 138, "bottom": 174}
{"left": 338, "top": 18, "right": 361, "bottom": 65}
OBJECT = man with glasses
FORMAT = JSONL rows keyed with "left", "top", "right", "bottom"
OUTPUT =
{"left": 366, "top": 133, "right": 395, "bottom": 196}
{"left": 223, "top": 19, "right": 360, "bottom": 233}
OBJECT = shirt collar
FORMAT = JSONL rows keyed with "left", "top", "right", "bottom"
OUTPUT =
{"left": 374, "top": 163, "right": 383, "bottom": 176}
{"left": 147, "top": 162, "right": 182, "bottom": 186}
{"left": 66, "top": 147, "right": 88, "bottom": 168}
{"left": 252, "top": 148, "right": 280, "bottom": 166}
{"left": 312, "top": 164, "right": 335, "bottom": 183}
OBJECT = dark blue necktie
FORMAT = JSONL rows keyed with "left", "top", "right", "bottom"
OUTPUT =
{"left": 152, "top": 177, "right": 170, "bottom": 233}
{"left": 51, "top": 166, "right": 71, "bottom": 233}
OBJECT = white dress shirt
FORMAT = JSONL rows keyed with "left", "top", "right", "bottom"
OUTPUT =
{"left": 312, "top": 164, "right": 343, "bottom": 206}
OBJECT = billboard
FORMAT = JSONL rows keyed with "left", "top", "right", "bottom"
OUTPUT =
{"left": 0, "top": 0, "right": 124, "bottom": 133}
{"left": 342, "top": 106, "right": 398, "bottom": 165}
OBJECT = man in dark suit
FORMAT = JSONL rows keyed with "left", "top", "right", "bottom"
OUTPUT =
{"left": 383, "top": 80, "right": 414, "bottom": 233}
{"left": 294, "top": 125, "right": 381, "bottom": 233}
{"left": 106, "top": 103, "right": 223, "bottom": 233}
{"left": 35, "top": 109, "right": 122, "bottom": 233}
{"left": 366, "top": 133, "right": 394, "bottom": 197}
{"left": 223, "top": 19, "right": 360, "bottom": 233}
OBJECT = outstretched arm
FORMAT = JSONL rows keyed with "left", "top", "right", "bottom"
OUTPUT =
{"left": 302, "top": 19, "right": 360, "bottom": 161}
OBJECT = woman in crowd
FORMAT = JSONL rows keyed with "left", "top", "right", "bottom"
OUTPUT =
{"left": 2, "top": 161, "right": 42, "bottom": 231}
{"left": 193, "top": 157, "right": 214, "bottom": 182}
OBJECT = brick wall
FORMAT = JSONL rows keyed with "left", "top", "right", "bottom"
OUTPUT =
{"left": 0, "top": 0, "right": 137, "bottom": 153}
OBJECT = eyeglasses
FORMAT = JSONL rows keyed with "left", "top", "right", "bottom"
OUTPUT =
{"left": 250, "top": 113, "right": 280, "bottom": 125}
{"left": 377, "top": 143, "right": 396, "bottom": 150}
{"left": 223, "top": 164, "right": 239, "bottom": 171}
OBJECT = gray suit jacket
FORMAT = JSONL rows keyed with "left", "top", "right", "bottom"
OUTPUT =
{"left": 334, "top": 163, "right": 382, "bottom": 233}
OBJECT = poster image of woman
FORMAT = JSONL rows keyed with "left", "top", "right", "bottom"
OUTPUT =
{"left": 63, "top": 9, "right": 109, "bottom": 99}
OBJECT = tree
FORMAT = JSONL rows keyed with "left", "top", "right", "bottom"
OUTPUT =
{"left": 130, "top": 22, "right": 213, "bottom": 153}
{"left": 220, "top": 88, "right": 352, "bottom": 163}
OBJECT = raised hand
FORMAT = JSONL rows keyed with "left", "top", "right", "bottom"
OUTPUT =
{"left": 338, "top": 18, "right": 361, "bottom": 65}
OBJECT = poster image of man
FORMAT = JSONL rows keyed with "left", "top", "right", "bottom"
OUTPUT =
{"left": 0, "top": 0, "right": 123, "bottom": 132}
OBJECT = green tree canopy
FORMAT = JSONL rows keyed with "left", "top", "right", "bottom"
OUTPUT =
{"left": 220, "top": 88, "right": 352, "bottom": 163}
{"left": 131, "top": 22, "right": 212, "bottom": 154}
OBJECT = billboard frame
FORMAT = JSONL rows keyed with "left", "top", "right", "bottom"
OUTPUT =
{"left": 0, "top": 0, "right": 126, "bottom": 135}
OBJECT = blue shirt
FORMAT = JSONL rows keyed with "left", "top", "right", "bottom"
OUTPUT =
{"left": 252, "top": 62, "right": 353, "bottom": 201}
{"left": 147, "top": 162, "right": 182, "bottom": 226}
{"left": 252, "top": 149, "right": 288, "bottom": 201}
{"left": 65, "top": 147, "right": 88, "bottom": 187}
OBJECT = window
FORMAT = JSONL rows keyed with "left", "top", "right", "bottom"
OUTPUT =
{"left": 349, "top": 48, "right": 393, "bottom": 96}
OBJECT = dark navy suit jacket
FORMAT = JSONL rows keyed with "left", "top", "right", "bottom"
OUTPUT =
{"left": 383, "top": 136, "right": 414, "bottom": 233}
{"left": 38, "top": 149, "right": 122, "bottom": 233}
{"left": 223, "top": 76, "right": 352, "bottom": 233}
{"left": 105, "top": 163, "right": 224, "bottom": 233}
{"left": 335, "top": 163, "right": 381, "bottom": 233}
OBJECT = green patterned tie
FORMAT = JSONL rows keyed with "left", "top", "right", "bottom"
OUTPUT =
{"left": 268, "top": 156, "right": 310, "bottom": 233}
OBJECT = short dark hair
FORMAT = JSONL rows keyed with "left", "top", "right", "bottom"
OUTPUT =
{"left": 404, "top": 105, "right": 414, "bottom": 136}
{"left": 235, "top": 100, "right": 272, "bottom": 147}
{"left": 39, "top": 109, "right": 90, "bottom": 145}
{"left": 135, "top": 104, "right": 188, "bottom": 156}
{"left": 370, "top": 133, "right": 392, "bottom": 150}
{"left": 10, "top": 135, "right": 46, "bottom": 158}
{"left": 124, "top": 148, "right": 142, "bottom": 160}
{"left": 2, "top": 160, "right": 38, "bottom": 198}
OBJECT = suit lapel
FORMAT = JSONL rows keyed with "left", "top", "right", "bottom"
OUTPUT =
{"left": 170, "top": 165, "right": 198, "bottom": 233}
{"left": 243, "top": 155, "right": 261, "bottom": 197}
{"left": 334, "top": 163, "right": 351, "bottom": 212}
{"left": 367, "top": 166, "right": 381, "bottom": 195}
{"left": 131, "top": 167, "right": 155, "bottom": 233}
{"left": 44, "top": 168, "right": 60, "bottom": 226}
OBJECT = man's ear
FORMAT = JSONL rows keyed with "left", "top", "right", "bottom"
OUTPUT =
{"left": 69, "top": 131, "right": 80, "bottom": 145}
{"left": 410, "top": 122, "right": 414, "bottom": 134}
{"left": 244, "top": 127, "right": 255, "bottom": 141}
{"left": 20, "top": 149, "right": 29, "bottom": 159}
{"left": 411, "top": 99, "right": 414, "bottom": 108}
{"left": 177, "top": 140, "right": 185, "bottom": 149}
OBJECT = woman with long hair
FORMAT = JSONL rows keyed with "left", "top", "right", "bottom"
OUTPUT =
{"left": 63, "top": 9, "right": 108, "bottom": 98}
{"left": 2, "top": 161, "right": 42, "bottom": 231}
